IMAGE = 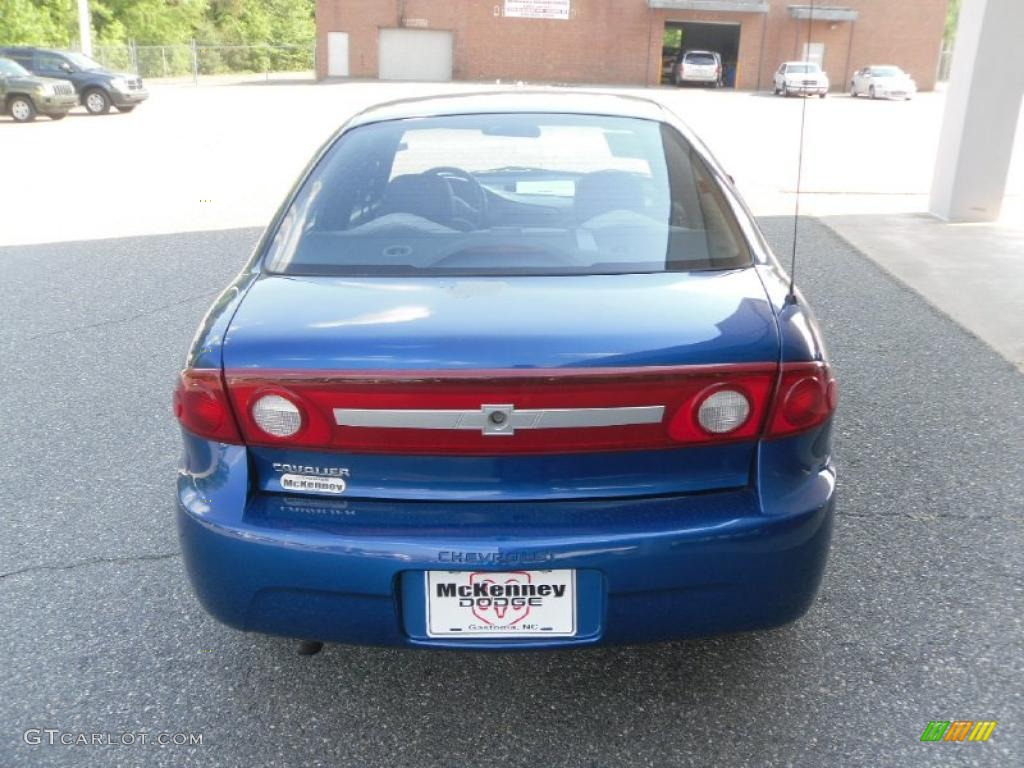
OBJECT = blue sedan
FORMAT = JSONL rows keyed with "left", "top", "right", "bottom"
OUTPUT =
{"left": 174, "top": 92, "right": 837, "bottom": 650}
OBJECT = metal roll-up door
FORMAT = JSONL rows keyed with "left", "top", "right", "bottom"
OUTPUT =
{"left": 379, "top": 28, "right": 453, "bottom": 82}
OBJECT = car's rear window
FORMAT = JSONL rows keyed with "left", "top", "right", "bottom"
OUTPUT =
{"left": 684, "top": 53, "right": 716, "bottom": 65}
{"left": 265, "top": 113, "right": 750, "bottom": 276}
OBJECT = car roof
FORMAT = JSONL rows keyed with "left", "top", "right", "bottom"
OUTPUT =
{"left": 782, "top": 61, "right": 820, "bottom": 66}
{"left": 346, "top": 89, "right": 672, "bottom": 129}
{"left": 683, "top": 50, "right": 718, "bottom": 55}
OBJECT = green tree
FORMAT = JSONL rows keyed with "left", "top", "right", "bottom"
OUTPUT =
{"left": 944, "top": 0, "right": 961, "bottom": 48}
{"left": 201, "top": 0, "right": 313, "bottom": 72}
{"left": 0, "top": 0, "right": 75, "bottom": 46}
{"left": 97, "top": 0, "right": 207, "bottom": 45}
{"left": 0, "top": 0, "right": 313, "bottom": 73}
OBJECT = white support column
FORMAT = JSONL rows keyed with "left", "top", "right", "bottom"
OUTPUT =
{"left": 77, "top": 0, "right": 92, "bottom": 56}
{"left": 929, "top": 0, "right": 1024, "bottom": 222}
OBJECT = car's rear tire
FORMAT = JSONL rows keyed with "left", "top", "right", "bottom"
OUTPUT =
{"left": 869, "top": 86, "right": 876, "bottom": 100}
{"left": 819, "top": 92, "right": 827, "bottom": 98}
{"left": 84, "top": 88, "right": 111, "bottom": 115}
{"left": 116, "top": 105, "right": 136, "bottom": 113}
{"left": 49, "top": 112, "right": 67, "bottom": 121}
{"left": 9, "top": 96, "right": 36, "bottom": 122}
{"left": 850, "top": 83, "right": 857, "bottom": 97}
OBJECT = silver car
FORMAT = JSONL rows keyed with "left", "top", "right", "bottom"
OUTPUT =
{"left": 675, "top": 50, "right": 723, "bottom": 87}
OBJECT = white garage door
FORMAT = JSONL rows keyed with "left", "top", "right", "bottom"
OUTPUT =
{"left": 327, "top": 32, "right": 349, "bottom": 77}
{"left": 379, "top": 28, "right": 453, "bottom": 82}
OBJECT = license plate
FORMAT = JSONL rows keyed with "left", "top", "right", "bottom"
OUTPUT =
{"left": 425, "top": 570, "right": 576, "bottom": 638}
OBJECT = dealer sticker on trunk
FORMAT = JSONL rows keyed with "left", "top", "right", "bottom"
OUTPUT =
{"left": 279, "top": 473, "right": 347, "bottom": 494}
{"left": 425, "top": 570, "right": 576, "bottom": 638}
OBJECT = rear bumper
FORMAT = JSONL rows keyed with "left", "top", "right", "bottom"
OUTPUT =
{"left": 679, "top": 73, "right": 719, "bottom": 84}
{"left": 176, "top": 439, "right": 835, "bottom": 648}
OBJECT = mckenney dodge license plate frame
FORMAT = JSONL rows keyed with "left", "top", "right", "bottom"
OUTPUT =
{"left": 425, "top": 570, "right": 576, "bottom": 638}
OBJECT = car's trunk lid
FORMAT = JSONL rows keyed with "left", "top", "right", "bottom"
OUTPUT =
{"left": 223, "top": 270, "right": 779, "bottom": 500}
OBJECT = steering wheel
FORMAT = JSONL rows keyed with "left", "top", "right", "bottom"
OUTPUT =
{"left": 423, "top": 167, "right": 487, "bottom": 229}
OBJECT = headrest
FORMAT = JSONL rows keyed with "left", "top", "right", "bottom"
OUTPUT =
{"left": 574, "top": 170, "right": 648, "bottom": 224}
{"left": 384, "top": 174, "right": 455, "bottom": 225}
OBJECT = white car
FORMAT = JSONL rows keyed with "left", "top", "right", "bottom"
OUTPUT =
{"left": 773, "top": 62, "right": 829, "bottom": 98}
{"left": 849, "top": 65, "right": 917, "bottom": 100}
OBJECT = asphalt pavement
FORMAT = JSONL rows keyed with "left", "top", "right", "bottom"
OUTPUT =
{"left": 1, "top": 219, "right": 1020, "bottom": 767}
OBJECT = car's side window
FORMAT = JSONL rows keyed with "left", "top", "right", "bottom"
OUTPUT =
{"left": 5, "top": 51, "right": 30, "bottom": 67}
{"left": 35, "top": 53, "right": 67, "bottom": 74}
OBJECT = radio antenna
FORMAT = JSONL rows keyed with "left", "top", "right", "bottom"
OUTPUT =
{"left": 788, "top": 0, "right": 815, "bottom": 303}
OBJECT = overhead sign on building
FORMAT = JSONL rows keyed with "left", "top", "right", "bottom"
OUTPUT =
{"left": 504, "top": 0, "right": 571, "bottom": 20}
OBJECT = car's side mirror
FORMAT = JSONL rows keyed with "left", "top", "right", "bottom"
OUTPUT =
{"left": 61, "top": 62, "right": 73, "bottom": 73}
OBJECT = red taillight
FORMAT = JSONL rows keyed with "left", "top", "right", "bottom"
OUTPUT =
{"left": 206, "top": 362, "right": 835, "bottom": 454}
{"left": 173, "top": 369, "right": 242, "bottom": 443}
{"left": 223, "top": 365, "right": 783, "bottom": 455}
{"left": 766, "top": 362, "right": 838, "bottom": 438}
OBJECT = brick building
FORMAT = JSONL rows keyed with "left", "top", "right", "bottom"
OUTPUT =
{"left": 315, "top": 0, "right": 948, "bottom": 92}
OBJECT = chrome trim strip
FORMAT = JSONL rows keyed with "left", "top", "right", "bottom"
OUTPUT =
{"left": 333, "top": 405, "right": 665, "bottom": 436}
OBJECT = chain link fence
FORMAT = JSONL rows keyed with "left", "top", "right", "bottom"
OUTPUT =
{"left": 91, "top": 42, "right": 314, "bottom": 81}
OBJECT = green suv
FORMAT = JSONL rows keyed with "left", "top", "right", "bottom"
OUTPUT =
{"left": 0, "top": 57, "right": 78, "bottom": 122}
